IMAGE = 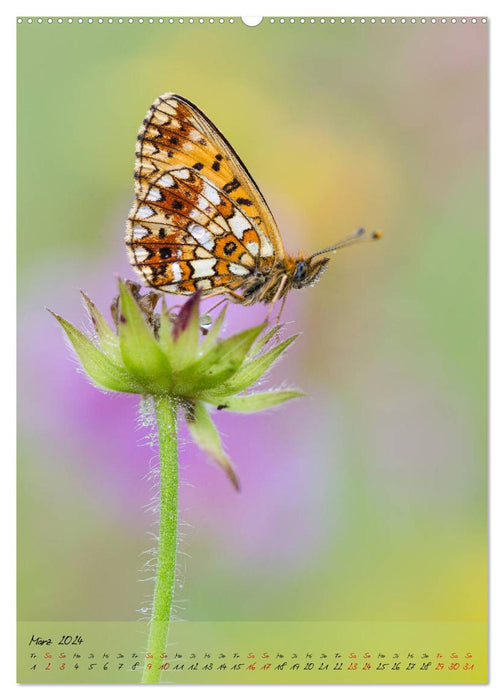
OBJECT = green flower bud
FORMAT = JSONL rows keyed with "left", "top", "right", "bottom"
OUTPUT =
{"left": 51, "top": 280, "right": 303, "bottom": 486}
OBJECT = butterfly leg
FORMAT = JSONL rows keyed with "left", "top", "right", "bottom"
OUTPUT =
{"left": 222, "top": 290, "right": 247, "bottom": 304}
{"left": 203, "top": 287, "right": 247, "bottom": 305}
{"left": 275, "top": 293, "right": 288, "bottom": 325}
{"left": 265, "top": 274, "right": 289, "bottom": 323}
{"left": 205, "top": 297, "right": 228, "bottom": 315}
{"left": 203, "top": 289, "right": 247, "bottom": 317}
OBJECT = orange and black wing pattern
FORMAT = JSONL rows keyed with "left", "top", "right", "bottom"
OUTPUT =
{"left": 126, "top": 93, "right": 284, "bottom": 296}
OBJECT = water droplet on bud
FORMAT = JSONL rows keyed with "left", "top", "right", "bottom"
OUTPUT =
{"left": 200, "top": 313, "right": 212, "bottom": 330}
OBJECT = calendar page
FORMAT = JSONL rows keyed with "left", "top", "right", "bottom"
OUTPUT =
{"left": 17, "top": 14, "right": 488, "bottom": 684}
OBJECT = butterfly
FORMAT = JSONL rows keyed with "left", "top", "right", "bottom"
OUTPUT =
{"left": 126, "top": 93, "right": 381, "bottom": 308}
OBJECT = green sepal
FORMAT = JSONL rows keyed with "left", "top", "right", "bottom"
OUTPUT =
{"left": 176, "top": 323, "right": 265, "bottom": 395}
{"left": 117, "top": 280, "right": 172, "bottom": 391}
{"left": 50, "top": 312, "right": 141, "bottom": 393}
{"left": 80, "top": 291, "right": 122, "bottom": 365}
{"left": 185, "top": 401, "right": 239, "bottom": 490}
{"left": 247, "top": 323, "right": 283, "bottom": 359}
{"left": 202, "top": 389, "right": 304, "bottom": 413}
{"left": 206, "top": 333, "right": 299, "bottom": 396}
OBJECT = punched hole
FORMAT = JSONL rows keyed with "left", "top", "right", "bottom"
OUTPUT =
{"left": 241, "top": 16, "right": 263, "bottom": 27}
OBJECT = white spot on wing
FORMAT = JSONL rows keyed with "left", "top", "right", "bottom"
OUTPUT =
{"left": 137, "top": 205, "right": 155, "bottom": 219}
{"left": 188, "top": 223, "right": 215, "bottom": 250}
{"left": 171, "top": 262, "right": 182, "bottom": 282}
{"left": 175, "top": 168, "right": 190, "bottom": 179}
{"left": 146, "top": 187, "right": 162, "bottom": 202}
{"left": 132, "top": 225, "right": 149, "bottom": 239}
{"left": 246, "top": 240, "right": 259, "bottom": 257}
{"left": 134, "top": 247, "right": 150, "bottom": 262}
{"left": 229, "top": 262, "right": 249, "bottom": 276}
{"left": 259, "top": 232, "right": 274, "bottom": 257}
{"left": 202, "top": 182, "right": 221, "bottom": 206}
{"left": 158, "top": 173, "right": 175, "bottom": 188}
{"left": 197, "top": 195, "right": 213, "bottom": 213}
{"left": 190, "top": 258, "right": 216, "bottom": 279}
{"left": 227, "top": 210, "right": 250, "bottom": 239}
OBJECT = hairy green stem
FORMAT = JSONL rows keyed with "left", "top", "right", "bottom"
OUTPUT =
{"left": 142, "top": 395, "right": 178, "bottom": 684}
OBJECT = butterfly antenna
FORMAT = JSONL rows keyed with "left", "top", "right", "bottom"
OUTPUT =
{"left": 309, "top": 227, "right": 382, "bottom": 259}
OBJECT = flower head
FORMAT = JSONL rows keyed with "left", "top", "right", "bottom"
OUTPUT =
{"left": 50, "top": 280, "right": 302, "bottom": 488}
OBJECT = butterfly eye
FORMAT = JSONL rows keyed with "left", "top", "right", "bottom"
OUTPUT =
{"left": 294, "top": 261, "right": 309, "bottom": 283}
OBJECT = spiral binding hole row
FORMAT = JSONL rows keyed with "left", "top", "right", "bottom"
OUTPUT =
{"left": 17, "top": 17, "right": 488, "bottom": 26}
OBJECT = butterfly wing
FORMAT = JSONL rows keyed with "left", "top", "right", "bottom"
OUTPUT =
{"left": 127, "top": 93, "right": 285, "bottom": 296}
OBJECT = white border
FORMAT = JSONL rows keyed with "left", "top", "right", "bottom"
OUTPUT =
{"left": 8, "top": 1, "right": 494, "bottom": 19}
{"left": 5, "top": 1, "right": 501, "bottom": 698}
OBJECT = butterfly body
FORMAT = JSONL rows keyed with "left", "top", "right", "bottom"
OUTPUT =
{"left": 231, "top": 253, "right": 329, "bottom": 305}
{"left": 126, "top": 93, "right": 379, "bottom": 306}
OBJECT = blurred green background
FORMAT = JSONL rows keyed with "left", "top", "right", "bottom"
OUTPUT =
{"left": 17, "top": 18, "right": 487, "bottom": 628}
